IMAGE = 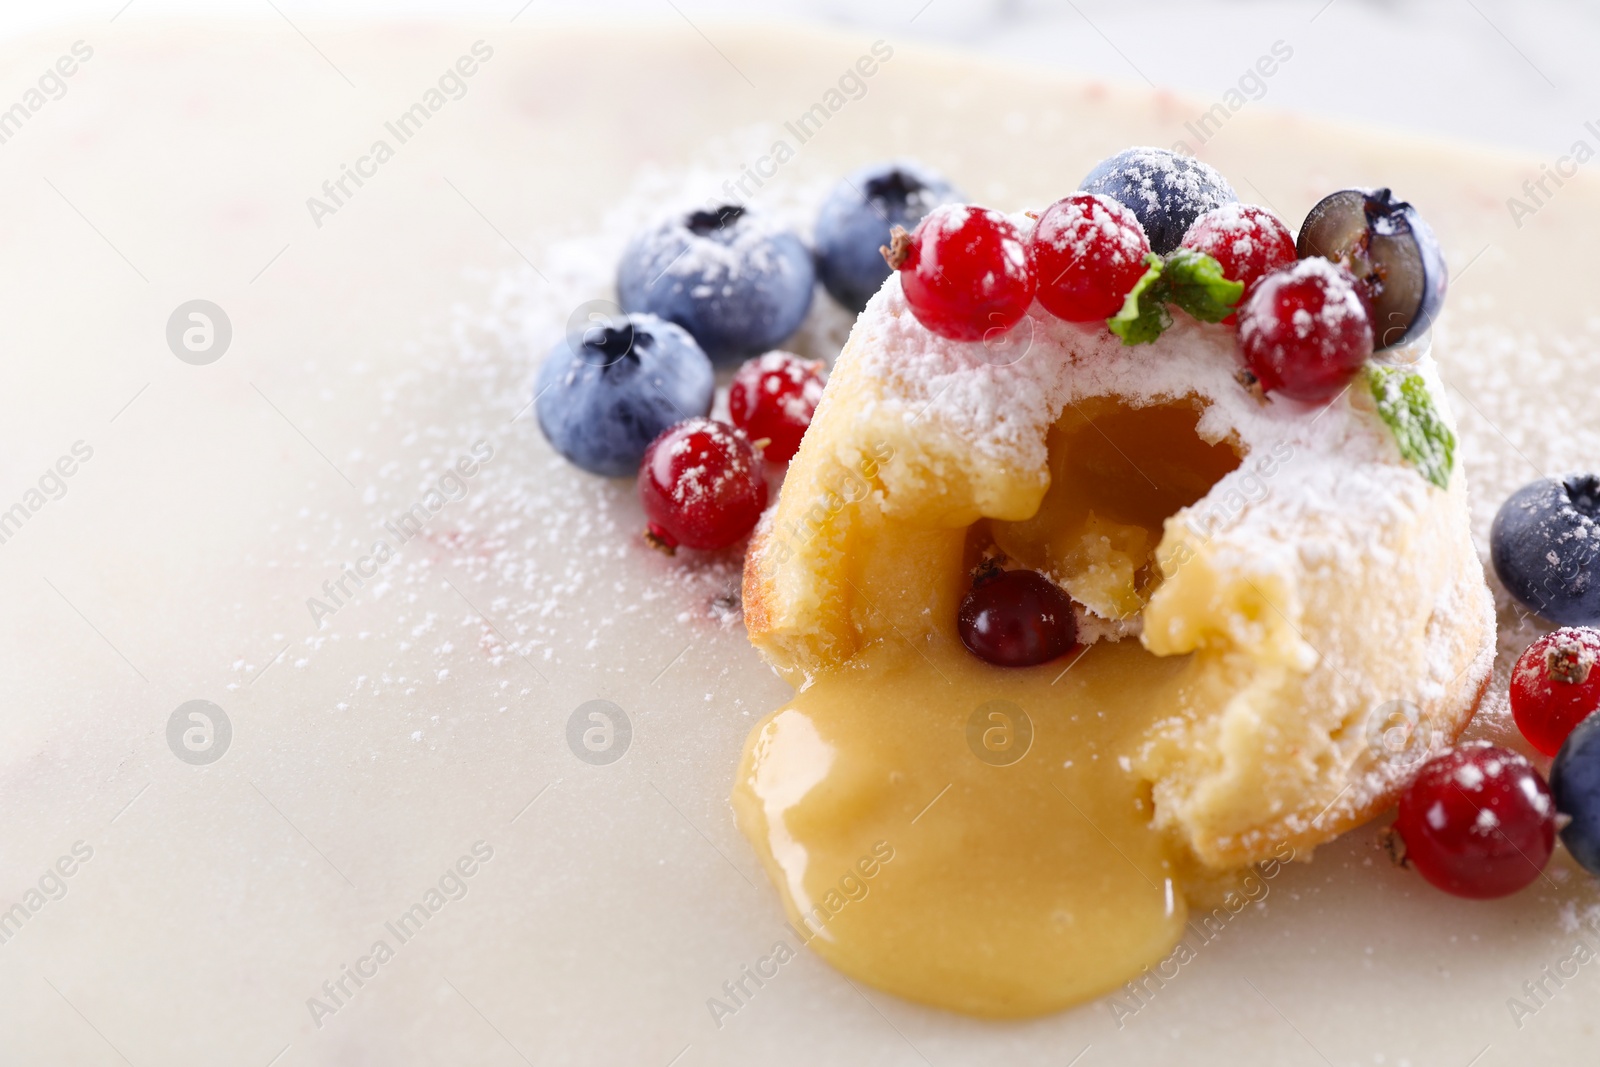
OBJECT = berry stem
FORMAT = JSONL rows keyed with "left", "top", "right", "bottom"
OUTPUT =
{"left": 1378, "top": 824, "right": 1407, "bottom": 867}
{"left": 880, "top": 225, "right": 912, "bottom": 270}
{"left": 644, "top": 526, "right": 678, "bottom": 554}
{"left": 1549, "top": 643, "right": 1595, "bottom": 685}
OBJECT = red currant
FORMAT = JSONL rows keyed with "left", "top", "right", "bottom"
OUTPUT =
{"left": 1511, "top": 627, "right": 1600, "bottom": 756}
{"left": 1030, "top": 193, "right": 1150, "bottom": 323}
{"left": 728, "top": 351, "right": 827, "bottom": 465}
{"left": 639, "top": 418, "right": 768, "bottom": 552}
{"left": 1237, "top": 258, "right": 1374, "bottom": 403}
{"left": 1391, "top": 742, "right": 1555, "bottom": 899}
{"left": 958, "top": 569, "right": 1078, "bottom": 668}
{"left": 885, "top": 204, "right": 1037, "bottom": 342}
{"left": 1180, "top": 203, "right": 1297, "bottom": 324}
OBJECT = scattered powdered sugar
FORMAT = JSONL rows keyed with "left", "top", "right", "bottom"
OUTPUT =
{"left": 246, "top": 127, "right": 853, "bottom": 691}
{"left": 1402, "top": 301, "right": 1600, "bottom": 746}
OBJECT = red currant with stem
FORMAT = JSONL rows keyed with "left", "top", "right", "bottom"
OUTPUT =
{"left": 1180, "top": 203, "right": 1297, "bottom": 324}
{"left": 1389, "top": 742, "right": 1555, "bottom": 899}
{"left": 1237, "top": 258, "right": 1374, "bottom": 403}
{"left": 958, "top": 568, "right": 1078, "bottom": 667}
{"left": 638, "top": 418, "right": 767, "bottom": 552}
{"left": 1511, "top": 627, "right": 1600, "bottom": 756}
{"left": 1030, "top": 193, "right": 1150, "bottom": 323}
{"left": 884, "top": 204, "right": 1037, "bottom": 342}
{"left": 728, "top": 351, "right": 827, "bottom": 465}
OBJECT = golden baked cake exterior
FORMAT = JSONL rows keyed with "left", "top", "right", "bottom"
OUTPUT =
{"left": 743, "top": 277, "right": 1495, "bottom": 871}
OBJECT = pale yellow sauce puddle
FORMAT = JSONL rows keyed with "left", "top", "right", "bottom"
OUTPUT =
{"left": 735, "top": 400, "right": 1246, "bottom": 1017}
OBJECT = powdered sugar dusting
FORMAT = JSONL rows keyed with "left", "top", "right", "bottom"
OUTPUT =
{"left": 850, "top": 212, "right": 1401, "bottom": 486}
{"left": 1087, "top": 147, "right": 1232, "bottom": 219}
{"left": 1238, "top": 256, "right": 1366, "bottom": 350}
{"left": 250, "top": 128, "right": 851, "bottom": 692}
{"left": 624, "top": 205, "right": 798, "bottom": 295}
{"left": 1192, "top": 201, "right": 1278, "bottom": 263}
{"left": 1035, "top": 193, "right": 1146, "bottom": 266}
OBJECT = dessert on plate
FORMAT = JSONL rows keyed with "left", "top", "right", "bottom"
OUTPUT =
{"left": 733, "top": 150, "right": 1498, "bottom": 1015}
{"left": 539, "top": 147, "right": 1600, "bottom": 1019}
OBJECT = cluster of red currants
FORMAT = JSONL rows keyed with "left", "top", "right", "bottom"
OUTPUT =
{"left": 886, "top": 193, "right": 1387, "bottom": 405}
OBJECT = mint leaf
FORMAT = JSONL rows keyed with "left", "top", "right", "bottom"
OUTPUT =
{"left": 1107, "top": 255, "right": 1170, "bottom": 346}
{"left": 1366, "top": 365, "right": 1456, "bottom": 490}
{"left": 1103, "top": 250, "right": 1242, "bottom": 344}
{"left": 1161, "top": 248, "right": 1245, "bottom": 324}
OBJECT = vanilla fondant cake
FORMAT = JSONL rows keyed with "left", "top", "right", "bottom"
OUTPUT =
{"left": 735, "top": 188, "right": 1494, "bottom": 1014}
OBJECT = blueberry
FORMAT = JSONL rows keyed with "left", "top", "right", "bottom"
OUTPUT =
{"left": 1297, "top": 188, "right": 1448, "bottom": 350}
{"left": 617, "top": 206, "right": 814, "bottom": 365}
{"left": 1491, "top": 474, "right": 1600, "bottom": 626}
{"left": 1551, "top": 710, "right": 1600, "bottom": 875}
{"left": 1079, "top": 147, "right": 1236, "bottom": 255}
{"left": 814, "top": 160, "right": 962, "bottom": 313}
{"left": 535, "top": 312, "right": 712, "bottom": 477}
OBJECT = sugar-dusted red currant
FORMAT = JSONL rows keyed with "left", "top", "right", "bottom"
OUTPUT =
{"left": 728, "top": 351, "right": 827, "bottom": 465}
{"left": 884, "top": 204, "right": 1037, "bottom": 342}
{"left": 1511, "top": 627, "right": 1600, "bottom": 757}
{"left": 1030, "top": 193, "right": 1150, "bottom": 323}
{"left": 1390, "top": 742, "right": 1555, "bottom": 899}
{"left": 958, "top": 569, "right": 1078, "bottom": 668}
{"left": 1180, "top": 203, "right": 1297, "bottom": 324}
{"left": 639, "top": 418, "right": 767, "bottom": 552}
{"left": 1237, "top": 258, "right": 1374, "bottom": 403}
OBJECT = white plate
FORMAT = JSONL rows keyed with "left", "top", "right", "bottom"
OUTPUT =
{"left": 1, "top": 19, "right": 1597, "bottom": 1066}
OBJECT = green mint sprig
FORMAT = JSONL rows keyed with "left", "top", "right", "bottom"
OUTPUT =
{"left": 1107, "top": 254, "right": 1168, "bottom": 345}
{"left": 1366, "top": 364, "right": 1456, "bottom": 490}
{"left": 1106, "top": 249, "right": 1244, "bottom": 346}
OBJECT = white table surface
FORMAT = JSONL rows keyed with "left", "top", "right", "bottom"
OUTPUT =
{"left": 0, "top": 7, "right": 1594, "bottom": 1067}
{"left": 0, "top": 0, "right": 1591, "bottom": 159}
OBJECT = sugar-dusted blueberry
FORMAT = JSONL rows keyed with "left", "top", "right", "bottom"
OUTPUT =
{"left": 1297, "top": 188, "right": 1448, "bottom": 350}
{"left": 617, "top": 205, "right": 814, "bottom": 365}
{"left": 1551, "top": 709, "right": 1600, "bottom": 876}
{"left": 535, "top": 313, "right": 713, "bottom": 477}
{"left": 814, "top": 161, "right": 962, "bottom": 313}
{"left": 1079, "top": 147, "right": 1237, "bottom": 254}
{"left": 1491, "top": 474, "right": 1600, "bottom": 626}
